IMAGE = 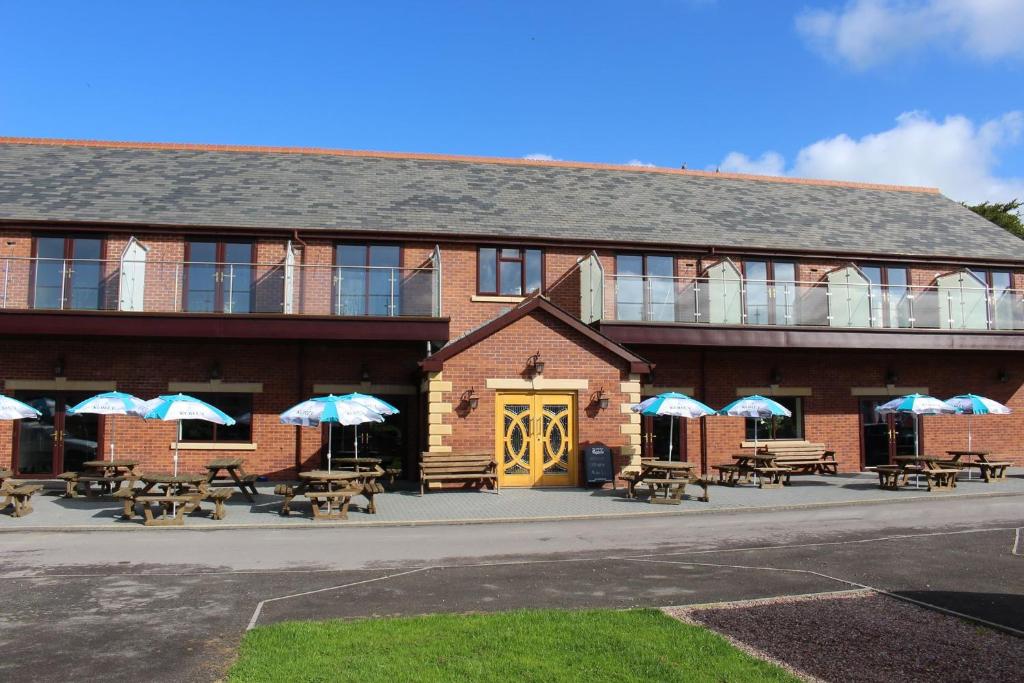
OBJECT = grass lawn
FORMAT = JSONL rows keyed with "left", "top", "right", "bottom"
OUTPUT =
{"left": 228, "top": 608, "right": 797, "bottom": 682}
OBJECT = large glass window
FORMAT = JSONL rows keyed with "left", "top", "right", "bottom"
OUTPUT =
{"left": 478, "top": 247, "right": 543, "bottom": 296}
{"left": 179, "top": 393, "right": 253, "bottom": 443}
{"left": 32, "top": 235, "right": 104, "bottom": 310}
{"left": 743, "top": 260, "right": 795, "bottom": 325}
{"left": 334, "top": 244, "right": 402, "bottom": 316}
{"left": 745, "top": 396, "right": 803, "bottom": 440}
{"left": 615, "top": 254, "right": 675, "bottom": 321}
{"left": 185, "top": 240, "right": 253, "bottom": 313}
{"left": 859, "top": 264, "right": 909, "bottom": 328}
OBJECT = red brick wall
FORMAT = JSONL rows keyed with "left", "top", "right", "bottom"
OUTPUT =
{"left": 436, "top": 309, "right": 638, "bottom": 481}
{"left": 0, "top": 338, "right": 423, "bottom": 478}
{"left": 639, "top": 347, "right": 1024, "bottom": 472}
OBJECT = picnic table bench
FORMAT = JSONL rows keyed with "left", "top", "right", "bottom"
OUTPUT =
{"left": 419, "top": 452, "right": 498, "bottom": 496}
{"left": 941, "top": 450, "right": 1011, "bottom": 483}
{"left": 57, "top": 460, "right": 141, "bottom": 498}
{"left": 3, "top": 483, "right": 42, "bottom": 517}
{"left": 874, "top": 457, "right": 959, "bottom": 492}
{"left": 753, "top": 441, "right": 837, "bottom": 475}
{"left": 717, "top": 454, "right": 792, "bottom": 489}
{"left": 277, "top": 470, "right": 383, "bottom": 519}
{"left": 626, "top": 460, "right": 710, "bottom": 504}
{"left": 113, "top": 474, "right": 233, "bottom": 525}
{"left": 205, "top": 457, "right": 258, "bottom": 502}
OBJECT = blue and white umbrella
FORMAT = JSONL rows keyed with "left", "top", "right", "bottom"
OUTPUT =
{"left": 144, "top": 394, "right": 237, "bottom": 475}
{"left": 337, "top": 392, "right": 400, "bottom": 417}
{"left": 279, "top": 395, "right": 387, "bottom": 470}
{"left": 719, "top": 395, "right": 792, "bottom": 449}
{"left": 876, "top": 394, "right": 955, "bottom": 458}
{"left": 0, "top": 394, "right": 42, "bottom": 421}
{"left": 632, "top": 393, "right": 715, "bottom": 461}
{"left": 67, "top": 391, "right": 150, "bottom": 461}
{"left": 945, "top": 394, "right": 1011, "bottom": 451}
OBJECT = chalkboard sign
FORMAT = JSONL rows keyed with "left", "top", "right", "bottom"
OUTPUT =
{"left": 583, "top": 443, "right": 614, "bottom": 487}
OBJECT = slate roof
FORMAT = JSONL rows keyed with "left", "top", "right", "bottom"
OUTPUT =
{"left": 0, "top": 138, "right": 1021, "bottom": 262}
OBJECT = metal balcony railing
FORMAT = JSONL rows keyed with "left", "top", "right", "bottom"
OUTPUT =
{"left": 603, "top": 275, "right": 1024, "bottom": 331}
{"left": 0, "top": 257, "right": 440, "bottom": 318}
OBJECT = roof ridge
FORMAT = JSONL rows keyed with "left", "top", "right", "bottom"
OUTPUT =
{"left": 0, "top": 136, "right": 941, "bottom": 195}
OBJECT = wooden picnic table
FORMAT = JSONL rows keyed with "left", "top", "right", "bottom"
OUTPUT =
{"left": 113, "top": 473, "right": 234, "bottom": 525}
{"left": 942, "top": 450, "right": 1010, "bottom": 483}
{"left": 722, "top": 453, "right": 791, "bottom": 489}
{"left": 277, "top": 469, "right": 385, "bottom": 519}
{"left": 205, "top": 457, "right": 258, "bottom": 503}
{"left": 875, "top": 456, "right": 958, "bottom": 491}
{"left": 60, "top": 460, "right": 141, "bottom": 497}
{"left": 627, "top": 460, "right": 708, "bottom": 504}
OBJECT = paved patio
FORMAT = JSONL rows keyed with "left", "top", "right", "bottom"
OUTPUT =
{"left": 3, "top": 470, "right": 1023, "bottom": 530}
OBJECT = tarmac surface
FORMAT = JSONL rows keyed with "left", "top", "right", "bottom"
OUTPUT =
{"left": 2, "top": 494, "right": 1022, "bottom": 682}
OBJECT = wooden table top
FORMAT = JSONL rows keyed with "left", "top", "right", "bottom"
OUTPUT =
{"left": 299, "top": 470, "right": 367, "bottom": 482}
{"left": 640, "top": 460, "right": 695, "bottom": 470}
{"left": 945, "top": 450, "right": 991, "bottom": 456}
{"left": 205, "top": 457, "right": 245, "bottom": 469}
{"left": 732, "top": 453, "right": 779, "bottom": 463}
{"left": 82, "top": 460, "right": 139, "bottom": 469}
{"left": 141, "top": 473, "right": 207, "bottom": 484}
{"left": 330, "top": 457, "right": 383, "bottom": 466}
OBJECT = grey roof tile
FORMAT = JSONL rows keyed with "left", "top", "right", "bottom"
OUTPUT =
{"left": 0, "top": 142, "right": 1021, "bottom": 262}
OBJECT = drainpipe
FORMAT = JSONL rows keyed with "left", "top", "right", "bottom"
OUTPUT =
{"left": 699, "top": 349, "right": 708, "bottom": 476}
{"left": 294, "top": 340, "right": 306, "bottom": 474}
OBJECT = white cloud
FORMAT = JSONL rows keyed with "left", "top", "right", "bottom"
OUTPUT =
{"left": 523, "top": 153, "right": 557, "bottom": 161}
{"left": 719, "top": 151, "right": 786, "bottom": 176}
{"left": 625, "top": 159, "right": 657, "bottom": 168}
{"left": 719, "top": 111, "right": 1024, "bottom": 205}
{"left": 797, "top": 0, "right": 1024, "bottom": 68}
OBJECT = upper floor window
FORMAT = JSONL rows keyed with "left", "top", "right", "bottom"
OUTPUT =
{"left": 478, "top": 247, "right": 542, "bottom": 296}
{"left": 859, "top": 264, "right": 909, "bottom": 329}
{"left": 185, "top": 240, "right": 253, "bottom": 313}
{"left": 615, "top": 254, "right": 674, "bottom": 321}
{"left": 743, "top": 260, "right": 795, "bottom": 325}
{"left": 32, "top": 235, "right": 105, "bottom": 311}
{"left": 335, "top": 244, "right": 401, "bottom": 316}
{"left": 179, "top": 392, "right": 253, "bottom": 443}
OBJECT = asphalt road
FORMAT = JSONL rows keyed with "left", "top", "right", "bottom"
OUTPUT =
{"left": 2, "top": 495, "right": 1022, "bottom": 682}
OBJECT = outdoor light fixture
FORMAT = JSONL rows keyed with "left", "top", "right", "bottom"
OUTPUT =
{"left": 528, "top": 352, "right": 545, "bottom": 376}
{"left": 591, "top": 389, "right": 610, "bottom": 410}
{"left": 209, "top": 361, "right": 221, "bottom": 381}
{"left": 54, "top": 357, "right": 65, "bottom": 378}
{"left": 885, "top": 369, "right": 899, "bottom": 385}
{"left": 361, "top": 363, "right": 371, "bottom": 383}
{"left": 769, "top": 367, "right": 782, "bottom": 384}
{"left": 462, "top": 388, "right": 479, "bottom": 411}
{"left": 998, "top": 369, "right": 1010, "bottom": 383}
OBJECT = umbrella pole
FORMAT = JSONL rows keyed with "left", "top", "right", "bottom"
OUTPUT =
{"left": 668, "top": 418, "right": 673, "bottom": 462}
{"left": 327, "top": 424, "right": 333, "bottom": 472}
{"left": 109, "top": 415, "right": 116, "bottom": 461}
{"left": 354, "top": 425, "right": 359, "bottom": 460}
{"left": 968, "top": 413, "right": 973, "bottom": 451}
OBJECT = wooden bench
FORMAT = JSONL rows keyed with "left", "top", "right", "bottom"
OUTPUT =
{"left": 132, "top": 494, "right": 199, "bottom": 526}
{"left": 753, "top": 441, "right": 838, "bottom": 475}
{"left": 871, "top": 465, "right": 904, "bottom": 490}
{"left": 207, "top": 488, "right": 234, "bottom": 520}
{"left": 978, "top": 461, "right": 1012, "bottom": 483}
{"left": 639, "top": 477, "right": 711, "bottom": 504}
{"left": 619, "top": 469, "right": 641, "bottom": 498}
{"left": 306, "top": 488, "right": 361, "bottom": 520}
{"left": 274, "top": 483, "right": 302, "bottom": 515}
{"left": 419, "top": 452, "right": 498, "bottom": 496}
{"left": 58, "top": 472, "right": 132, "bottom": 498}
{"left": 4, "top": 484, "right": 42, "bottom": 517}
{"left": 752, "top": 466, "right": 792, "bottom": 489}
{"left": 921, "top": 467, "right": 959, "bottom": 492}
{"left": 712, "top": 464, "right": 746, "bottom": 486}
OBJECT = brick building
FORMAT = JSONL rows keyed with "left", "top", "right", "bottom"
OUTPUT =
{"left": 0, "top": 137, "right": 1022, "bottom": 485}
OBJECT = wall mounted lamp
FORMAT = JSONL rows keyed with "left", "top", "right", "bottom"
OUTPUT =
{"left": 998, "top": 369, "right": 1010, "bottom": 384}
{"left": 54, "top": 356, "right": 65, "bottom": 378}
{"left": 885, "top": 369, "right": 899, "bottom": 385}
{"left": 462, "top": 388, "right": 479, "bottom": 410}
{"left": 769, "top": 367, "right": 782, "bottom": 385}
{"left": 591, "top": 389, "right": 610, "bottom": 410}
{"left": 528, "top": 352, "right": 545, "bottom": 376}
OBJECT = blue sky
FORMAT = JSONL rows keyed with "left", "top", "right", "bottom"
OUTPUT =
{"left": 1, "top": 1, "right": 1022, "bottom": 203}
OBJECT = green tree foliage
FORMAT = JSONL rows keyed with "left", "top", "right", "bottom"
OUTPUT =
{"left": 965, "top": 199, "right": 1024, "bottom": 239}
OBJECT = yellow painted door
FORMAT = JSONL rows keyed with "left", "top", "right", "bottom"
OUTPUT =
{"left": 496, "top": 393, "right": 577, "bottom": 487}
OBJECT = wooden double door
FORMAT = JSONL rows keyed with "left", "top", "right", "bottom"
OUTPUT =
{"left": 496, "top": 393, "right": 577, "bottom": 487}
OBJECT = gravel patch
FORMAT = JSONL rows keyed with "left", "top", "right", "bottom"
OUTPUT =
{"left": 667, "top": 592, "right": 1024, "bottom": 683}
